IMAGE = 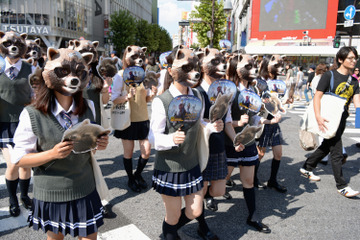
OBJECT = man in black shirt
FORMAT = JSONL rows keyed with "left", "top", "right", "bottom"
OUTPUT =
{"left": 300, "top": 47, "right": 360, "bottom": 198}
{"left": 304, "top": 65, "right": 316, "bottom": 104}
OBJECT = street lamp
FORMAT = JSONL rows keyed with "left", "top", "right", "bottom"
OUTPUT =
{"left": 223, "top": 0, "right": 233, "bottom": 41}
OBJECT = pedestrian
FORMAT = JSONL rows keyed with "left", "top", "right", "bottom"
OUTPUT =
{"left": 10, "top": 48, "right": 109, "bottom": 239}
{"left": 352, "top": 67, "right": 360, "bottom": 82}
{"left": 300, "top": 46, "right": 360, "bottom": 198}
{"left": 149, "top": 47, "right": 223, "bottom": 240}
{"left": 295, "top": 66, "right": 304, "bottom": 100}
{"left": 304, "top": 64, "right": 316, "bottom": 105}
{"left": 111, "top": 45, "right": 157, "bottom": 192}
{"left": 0, "top": 31, "right": 34, "bottom": 217}
{"left": 224, "top": 54, "right": 271, "bottom": 233}
{"left": 282, "top": 63, "right": 295, "bottom": 109}
{"left": 146, "top": 56, "right": 160, "bottom": 73}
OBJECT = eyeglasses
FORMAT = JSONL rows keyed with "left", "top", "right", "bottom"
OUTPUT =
{"left": 355, "top": 69, "right": 359, "bottom": 71}
{"left": 346, "top": 57, "right": 358, "bottom": 61}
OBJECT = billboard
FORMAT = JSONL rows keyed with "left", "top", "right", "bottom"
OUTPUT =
{"left": 251, "top": 0, "right": 339, "bottom": 40}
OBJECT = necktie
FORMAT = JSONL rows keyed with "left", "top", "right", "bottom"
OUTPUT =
{"left": 60, "top": 111, "right": 73, "bottom": 130}
{"left": 9, "top": 66, "right": 16, "bottom": 80}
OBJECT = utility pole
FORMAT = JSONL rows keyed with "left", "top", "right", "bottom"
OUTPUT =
{"left": 210, "top": 0, "right": 214, "bottom": 48}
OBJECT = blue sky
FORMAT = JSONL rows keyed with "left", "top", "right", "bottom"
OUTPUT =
{"left": 158, "top": 0, "right": 197, "bottom": 37}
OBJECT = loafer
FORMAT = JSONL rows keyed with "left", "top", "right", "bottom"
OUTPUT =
{"left": 254, "top": 179, "right": 267, "bottom": 189}
{"left": 9, "top": 204, "right": 20, "bottom": 217}
{"left": 20, "top": 196, "right": 33, "bottom": 210}
{"left": 102, "top": 204, "right": 116, "bottom": 218}
{"left": 134, "top": 174, "right": 148, "bottom": 189}
{"left": 267, "top": 181, "right": 287, "bottom": 193}
{"left": 197, "top": 227, "right": 219, "bottom": 240}
{"left": 223, "top": 191, "right": 232, "bottom": 200}
{"left": 226, "top": 179, "right": 236, "bottom": 187}
{"left": 205, "top": 197, "right": 218, "bottom": 212}
{"left": 128, "top": 179, "right": 141, "bottom": 192}
{"left": 246, "top": 219, "right": 271, "bottom": 234}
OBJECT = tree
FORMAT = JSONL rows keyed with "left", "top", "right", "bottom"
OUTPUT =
{"left": 109, "top": 10, "right": 136, "bottom": 56}
{"left": 189, "top": 0, "right": 227, "bottom": 49}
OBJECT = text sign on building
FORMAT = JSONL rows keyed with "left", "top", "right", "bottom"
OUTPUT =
{"left": 344, "top": 5, "right": 356, "bottom": 20}
{"left": 344, "top": 20, "right": 354, "bottom": 27}
{"left": 1, "top": 25, "right": 51, "bottom": 35}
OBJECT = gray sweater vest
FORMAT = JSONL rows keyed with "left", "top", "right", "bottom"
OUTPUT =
{"left": 154, "top": 90, "right": 200, "bottom": 172}
{"left": 26, "top": 105, "right": 96, "bottom": 202}
{"left": 0, "top": 62, "right": 32, "bottom": 122}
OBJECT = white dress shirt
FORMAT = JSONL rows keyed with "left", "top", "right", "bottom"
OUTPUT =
{"left": 11, "top": 99, "right": 95, "bottom": 164}
{"left": 148, "top": 84, "right": 217, "bottom": 151}
{"left": 4, "top": 58, "right": 36, "bottom": 79}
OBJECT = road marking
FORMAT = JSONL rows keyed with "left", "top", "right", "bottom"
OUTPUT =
{"left": 344, "top": 128, "right": 360, "bottom": 134}
{"left": 98, "top": 224, "right": 151, "bottom": 240}
{"left": 0, "top": 206, "right": 29, "bottom": 232}
{"left": 0, "top": 175, "right": 5, "bottom": 190}
{"left": 350, "top": 137, "right": 360, "bottom": 143}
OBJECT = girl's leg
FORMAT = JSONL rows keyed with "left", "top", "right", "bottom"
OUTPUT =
{"left": 134, "top": 139, "right": 151, "bottom": 189}
{"left": 255, "top": 146, "right": 266, "bottom": 188}
{"left": 121, "top": 140, "right": 140, "bottom": 192}
{"left": 78, "top": 232, "right": 97, "bottom": 240}
{"left": 3, "top": 148, "right": 20, "bottom": 216}
{"left": 267, "top": 145, "right": 287, "bottom": 193}
{"left": 47, "top": 231, "right": 64, "bottom": 240}
{"left": 161, "top": 195, "right": 182, "bottom": 240}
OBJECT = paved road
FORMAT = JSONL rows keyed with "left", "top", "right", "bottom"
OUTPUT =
{"left": 0, "top": 100, "right": 359, "bottom": 240}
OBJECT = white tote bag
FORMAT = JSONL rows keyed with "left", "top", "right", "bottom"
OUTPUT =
{"left": 111, "top": 85, "right": 131, "bottom": 130}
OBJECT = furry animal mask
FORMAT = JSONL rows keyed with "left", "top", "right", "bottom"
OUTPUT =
{"left": 171, "top": 48, "right": 202, "bottom": 87}
{"left": 68, "top": 39, "right": 99, "bottom": 63}
{"left": 25, "top": 38, "right": 42, "bottom": 62}
{"left": 62, "top": 119, "right": 110, "bottom": 154}
{"left": 96, "top": 56, "right": 118, "bottom": 79}
{"left": 123, "top": 45, "right": 147, "bottom": 68}
{"left": 42, "top": 48, "right": 93, "bottom": 96}
{"left": 237, "top": 54, "right": 258, "bottom": 82}
{"left": 143, "top": 71, "right": 160, "bottom": 89}
{"left": 268, "top": 55, "right": 286, "bottom": 76}
{"left": 0, "top": 31, "right": 28, "bottom": 59}
{"left": 200, "top": 48, "right": 226, "bottom": 79}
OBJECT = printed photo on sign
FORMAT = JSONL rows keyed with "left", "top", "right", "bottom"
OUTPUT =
{"left": 256, "top": 78, "right": 268, "bottom": 93}
{"left": 233, "top": 125, "right": 263, "bottom": 147}
{"left": 168, "top": 95, "right": 202, "bottom": 129}
{"left": 159, "top": 51, "right": 171, "bottom": 68}
{"left": 267, "top": 79, "right": 286, "bottom": 96}
{"left": 238, "top": 89, "right": 262, "bottom": 113}
{"left": 123, "top": 66, "right": 145, "bottom": 86}
{"left": 208, "top": 79, "right": 237, "bottom": 104}
{"left": 219, "top": 40, "right": 231, "bottom": 50}
{"left": 262, "top": 91, "right": 286, "bottom": 116}
{"left": 0, "top": 55, "right": 5, "bottom": 73}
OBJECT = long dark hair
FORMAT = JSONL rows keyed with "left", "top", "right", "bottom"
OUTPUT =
{"left": 163, "top": 45, "right": 183, "bottom": 91}
{"left": 258, "top": 55, "right": 272, "bottom": 80}
{"left": 89, "top": 60, "right": 104, "bottom": 92}
{"left": 227, "top": 55, "right": 241, "bottom": 86}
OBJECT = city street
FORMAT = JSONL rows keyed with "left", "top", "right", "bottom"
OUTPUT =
{"left": 0, "top": 99, "right": 360, "bottom": 240}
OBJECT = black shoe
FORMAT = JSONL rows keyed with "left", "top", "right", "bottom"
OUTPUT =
{"left": 226, "top": 179, "right": 236, "bottom": 187}
{"left": 9, "top": 204, "right": 20, "bottom": 217}
{"left": 20, "top": 196, "right": 32, "bottom": 210}
{"left": 246, "top": 219, "right": 271, "bottom": 234}
{"left": 205, "top": 197, "right": 218, "bottom": 212}
{"left": 102, "top": 204, "right": 116, "bottom": 218}
{"left": 342, "top": 153, "right": 348, "bottom": 165}
{"left": 197, "top": 227, "right": 219, "bottom": 240}
{"left": 128, "top": 179, "right": 141, "bottom": 192}
{"left": 319, "top": 160, "right": 328, "bottom": 166}
{"left": 356, "top": 143, "right": 360, "bottom": 148}
{"left": 254, "top": 179, "right": 267, "bottom": 189}
{"left": 223, "top": 191, "right": 232, "bottom": 200}
{"left": 134, "top": 174, "right": 148, "bottom": 189}
{"left": 267, "top": 181, "right": 287, "bottom": 193}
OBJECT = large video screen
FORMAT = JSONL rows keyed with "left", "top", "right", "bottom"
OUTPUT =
{"left": 251, "top": 0, "right": 339, "bottom": 40}
{"left": 259, "top": 0, "right": 328, "bottom": 31}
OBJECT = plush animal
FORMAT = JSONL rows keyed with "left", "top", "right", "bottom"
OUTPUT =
{"left": 42, "top": 48, "right": 93, "bottom": 96}
{"left": 68, "top": 39, "right": 99, "bottom": 64}
{"left": 170, "top": 48, "right": 202, "bottom": 87}
{"left": 237, "top": 54, "right": 258, "bottom": 82}
{"left": 209, "top": 93, "right": 233, "bottom": 123}
{"left": 62, "top": 119, "right": 111, "bottom": 153}
{"left": 96, "top": 56, "right": 119, "bottom": 79}
{"left": 25, "top": 38, "right": 42, "bottom": 66}
{"left": 122, "top": 45, "right": 147, "bottom": 68}
{"left": 143, "top": 71, "right": 160, "bottom": 89}
{"left": 200, "top": 48, "right": 227, "bottom": 79}
{"left": 0, "top": 31, "right": 28, "bottom": 59}
{"left": 233, "top": 124, "right": 262, "bottom": 147}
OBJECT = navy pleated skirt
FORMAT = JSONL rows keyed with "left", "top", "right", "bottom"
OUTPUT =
{"left": 28, "top": 190, "right": 104, "bottom": 237}
{"left": 226, "top": 143, "right": 259, "bottom": 167}
{"left": 258, "top": 123, "right": 283, "bottom": 147}
{"left": 114, "top": 120, "right": 150, "bottom": 140}
{"left": 152, "top": 165, "right": 203, "bottom": 197}
{"left": 202, "top": 151, "right": 228, "bottom": 181}
{"left": 0, "top": 122, "right": 18, "bottom": 148}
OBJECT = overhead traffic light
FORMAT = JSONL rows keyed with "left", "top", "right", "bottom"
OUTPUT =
{"left": 333, "top": 35, "right": 341, "bottom": 48}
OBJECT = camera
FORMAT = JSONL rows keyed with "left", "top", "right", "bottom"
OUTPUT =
{"left": 303, "top": 30, "right": 309, "bottom": 35}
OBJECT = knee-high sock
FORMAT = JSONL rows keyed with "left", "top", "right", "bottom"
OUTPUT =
{"left": 177, "top": 207, "right": 192, "bottom": 230}
{"left": 269, "top": 158, "right": 281, "bottom": 183}
{"left": 162, "top": 220, "right": 178, "bottom": 240}
{"left": 123, "top": 157, "right": 134, "bottom": 180}
{"left": 19, "top": 178, "right": 31, "bottom": 199}
{"left": 196, "top": 203, "right": 210, "bottom": 233}
{"left": 243, "top": 187, "right": 259, "bottom": 221}
{"left": 6, "top": 178, "right": 19, "bottom": 206}
{"left": 254, "top": 161, "right": 260, "bottom": 183}
{"left": 134, "top": 156, "right": 148, "bottom": 176}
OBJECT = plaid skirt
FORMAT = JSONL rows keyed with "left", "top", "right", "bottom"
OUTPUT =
{"left": 226, "top": 143, "right": 259, "bottom": 167}
{"left": 152, "top": 165, "right": 203, "bottom": 197}
{"left": 202, "top": 151, "right": 228, "bottom": 181}
{"left": 257, "top": 123, "right": 283, "bottom": 148}
{"left": 0, "top": 122, "right": 18, "bottom": 148}
{"left": 28, "top": 190, "right": 104, "bottom": 237}
{"left": 114, "top": 120, "right": 149, "bottom": 140}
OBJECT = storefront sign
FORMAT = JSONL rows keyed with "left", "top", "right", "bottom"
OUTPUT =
{"left": 1, "top": 25, "right": 51, "bottom": 35}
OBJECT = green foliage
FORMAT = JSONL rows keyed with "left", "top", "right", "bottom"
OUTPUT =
{"left": 189, "top": 0, "right": 227, "bottom": 49}
{"left": 110, "top": 10, "right": 172, "bottom": 56}
{"left": 190, "top": 42, "right": 200, "bottom": 49}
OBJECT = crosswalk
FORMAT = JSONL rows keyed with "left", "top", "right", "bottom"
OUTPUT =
{"left": 286, "top": 99, "right": 359, "bottom": 143}
{"left": 0, "top": 155, "right": 150, "bottom": 240}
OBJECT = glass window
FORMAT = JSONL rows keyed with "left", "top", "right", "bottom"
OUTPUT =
{"left": 10, "top": 12, "right": 17, "bottom": 24}
{"left": 26, "top": 13, "right": 34, "bottom": 24}
{"left": 18, "top": 13, "right": 25, "bottom": 24}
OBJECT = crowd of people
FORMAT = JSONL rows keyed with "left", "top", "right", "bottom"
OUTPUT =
{"left": 1, "top": 29, "right": 360, "bottom": 240}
